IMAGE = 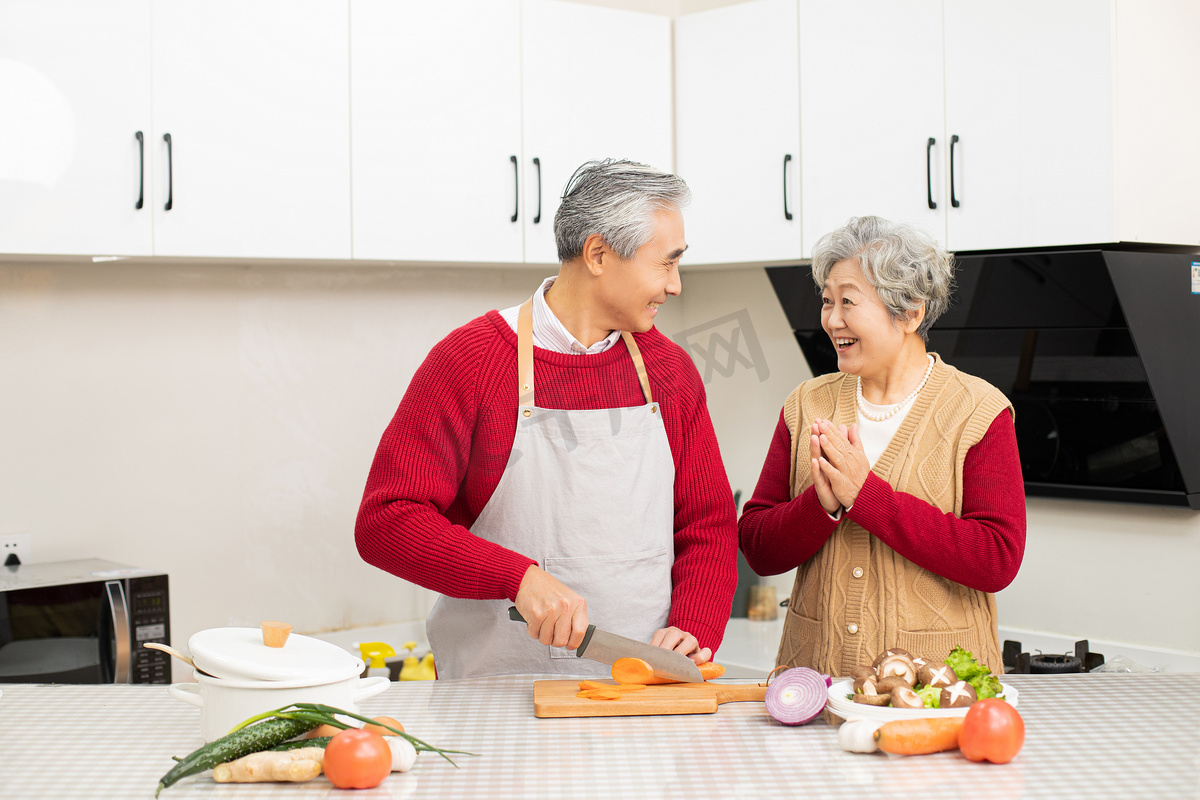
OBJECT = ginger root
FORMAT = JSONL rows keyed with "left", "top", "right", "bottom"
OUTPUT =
{"left": 212, "top": 747, "right": 325, "bottom": 784}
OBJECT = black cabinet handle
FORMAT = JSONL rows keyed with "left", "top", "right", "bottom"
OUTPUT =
{"left": 783, "top": 154, "right": 793, "bottom": 220}
{"left": 135, "top": 131, "right": 145, "bottom": 210}
{"left": 532, "top": 157, "right": 542, "bottom": 224}
{"left": 926, "top": 137, "right": 937, "bottom": 210}
{"left": 950, "top": 134, "right": 960, "bottom": 208}
{"left": 510, "top": 155, "right": 519, "bottom": 222}
{"left": 163, "top": 133, "right": 173, "bottom": 211}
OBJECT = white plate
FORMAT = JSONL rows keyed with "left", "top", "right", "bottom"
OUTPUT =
{"left": 825, "top": 678, "right": 1019, "bottom": 722}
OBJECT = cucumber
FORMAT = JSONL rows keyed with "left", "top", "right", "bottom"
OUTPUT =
{"left": 155, "top": 716, "right": 318, "bottom": 797}
{"left": 272, "top": 736, "right": 332, "bottom": 751}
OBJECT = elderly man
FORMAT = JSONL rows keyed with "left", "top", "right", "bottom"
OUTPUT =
{"left": 356, "top": 159, "right": 738, "bottom": 679}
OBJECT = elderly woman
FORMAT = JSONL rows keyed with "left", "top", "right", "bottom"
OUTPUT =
{"left": 739, "top": 216, "right": 1025, "bottom": 678}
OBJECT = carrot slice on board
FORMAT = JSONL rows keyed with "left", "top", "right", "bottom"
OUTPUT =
{"left": 578, "top": 680, "right": 612, "bottom": 691}
{"left": 576, "top": 689, "right": 622, "bottom": 700}
{"left": 610, "top": 657, "right": 726, "bottom": 684}
{"left": 614, "top": 684, "right": 647, "bottom": 692}
{"left": 611, "top": 657, "right": 672, "bottom": 685}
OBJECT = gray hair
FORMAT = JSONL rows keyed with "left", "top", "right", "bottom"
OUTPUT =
{"left": 554, "top": 159, "right": 691, "bottom": 263}
{"left": 810, "top": 216, "right": 955, "bottom": 341}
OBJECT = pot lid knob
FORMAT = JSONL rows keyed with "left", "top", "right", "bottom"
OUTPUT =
{"left": 261, "top": 620, "right": 293, "bottom": 649}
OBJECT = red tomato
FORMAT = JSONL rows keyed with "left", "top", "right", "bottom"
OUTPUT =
{"left": 959, "top": 698, "right": 1025, "bottom": 764}
{"left": 323, "top": 728, "right": 392, "bottom": 789}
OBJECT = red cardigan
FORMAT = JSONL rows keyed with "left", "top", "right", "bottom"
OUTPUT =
{"left": 355, "top": 311, "right": 738, "bottom": 653}
{"left": 738, "top": 408, "right": 1025, "bottom": 594}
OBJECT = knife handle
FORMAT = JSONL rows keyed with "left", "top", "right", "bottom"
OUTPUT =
{"left": 507, "top": 606, "right": 595, "bottom": 659}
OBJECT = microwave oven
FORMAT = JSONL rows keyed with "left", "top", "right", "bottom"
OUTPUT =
{"left": 0, "top": 558, "right": 170, "bottom": 684}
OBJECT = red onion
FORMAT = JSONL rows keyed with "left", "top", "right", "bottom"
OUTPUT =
{"left": 764, "top": 667, "right": 830, "bottom": 726}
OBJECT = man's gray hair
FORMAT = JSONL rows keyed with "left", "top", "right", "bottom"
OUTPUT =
{"left": 810, "top": 216, "right": 955, "bottom": 341}
{"left": 554, "top": 159, "right": 691, "bottom": 263}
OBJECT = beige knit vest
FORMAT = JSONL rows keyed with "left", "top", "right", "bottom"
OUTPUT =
{"left": 776, "top": 354, "right": 1012, "bottom": 677}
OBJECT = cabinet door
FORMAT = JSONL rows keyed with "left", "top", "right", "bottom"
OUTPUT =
{"left": 798, "top": 0, "right": 945, "bottom": 256}
{"left": 521, "top": 0, "right": 673, "bottom": 266}
{"left": 944, "top": 0, "right": 1114, "bottom": 251}
{"left": 675, "top": 0, "right": 802, "bottom": 265}
{"left": 0, "top": 0, "right": 153, "bottom": 256}
{"left": 351, "top": 0, "right": 523, "bottom": 263}
{"left": 151, "top": 0, "right": 352, "bottom": 259}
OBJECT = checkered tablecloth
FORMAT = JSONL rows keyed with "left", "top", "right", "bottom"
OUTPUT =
{"left": 1, "top": 673, "right": 1197, "bottom": 799}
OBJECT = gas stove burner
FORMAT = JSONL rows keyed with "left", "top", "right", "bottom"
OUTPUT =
{"left": 1003, "top": 639, "right": 1105, "bottom": 674}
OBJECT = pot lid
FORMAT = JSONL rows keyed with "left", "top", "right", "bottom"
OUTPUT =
{"left": 188, "top": 624, "right": 362, "bottom": 683}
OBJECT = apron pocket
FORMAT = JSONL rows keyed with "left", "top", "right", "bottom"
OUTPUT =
{"left": 895, "top": 628, "right": 979, "bottom": 665}
{"left": 543, "top": 547, "right": 672, "bottom": 659}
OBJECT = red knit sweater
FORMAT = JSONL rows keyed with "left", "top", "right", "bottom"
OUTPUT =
{"left": 355, "top": 311, "right": 738, "bottom": 653}
{"left": 739, "top": 408, "right": 1025, "bottom": 594}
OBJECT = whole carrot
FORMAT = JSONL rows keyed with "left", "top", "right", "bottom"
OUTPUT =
{"left": 873, "top": 717, "right": 964, "bottom": 755}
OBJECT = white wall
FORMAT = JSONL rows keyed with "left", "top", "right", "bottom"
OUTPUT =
{"left": 0, "top": 260, "right": 561, "bottom": 679}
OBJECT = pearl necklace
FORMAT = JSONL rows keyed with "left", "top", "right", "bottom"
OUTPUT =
{"left": 856, "top": 355, "right": 935, "bottom": 422}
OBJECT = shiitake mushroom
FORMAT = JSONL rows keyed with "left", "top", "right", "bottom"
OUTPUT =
{"left": 917, "top": 662, "right": 958, "bottom": 689}
{"left": 890, "top": 686, "right": 925, "bottom": 709}
{"left": 852, "top": 680, "right": 892, "bottom": 706}
{"left": 875, "top": 675, "right": 913, "bottom": 694}
{"left": 852, "top": 647, "right": 977, "bottom": 709}
{"left": 876, "top": 653, "right": 918, "bottom": 686}
{"left": 848, "top": 664, "right": 877, "bottom": 681}
{"left": 871, "top": 648, "right": 912, "bottom": 669}
{"left": 940, "top": 680, "right": 977, "bottom": 708}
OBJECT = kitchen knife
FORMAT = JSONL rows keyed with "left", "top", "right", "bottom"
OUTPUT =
{"left": 508, "top": 606, "right": 704, "bottom": 683}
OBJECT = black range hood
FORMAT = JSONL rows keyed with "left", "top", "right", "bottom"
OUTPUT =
{"left": 767, "top": 244, "right": 1200, "bottom": 510}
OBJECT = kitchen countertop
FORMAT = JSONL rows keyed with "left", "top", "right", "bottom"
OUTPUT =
{"left": 1, "top": 673, "right": 1196, "bottom": 799}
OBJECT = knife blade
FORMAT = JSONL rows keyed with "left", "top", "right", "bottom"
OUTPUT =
{"left": 508, "top": 606, "right": 704, "bottom": 683}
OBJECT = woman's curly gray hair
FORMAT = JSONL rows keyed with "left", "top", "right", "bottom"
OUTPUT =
{"left": 809, "top": 216, "right": 955, "bottom": 341}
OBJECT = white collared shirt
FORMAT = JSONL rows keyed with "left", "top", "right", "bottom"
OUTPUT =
{"left": 498, "top": 276, "right": 621, "bottom": 355}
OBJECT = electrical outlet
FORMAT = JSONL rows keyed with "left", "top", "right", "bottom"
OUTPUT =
{"left": 2, "top": 533, "right": 31, "bottom": 565}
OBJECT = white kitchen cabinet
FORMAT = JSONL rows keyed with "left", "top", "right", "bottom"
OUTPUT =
{"left": 798, "top": 0, "right": 1200, "bottom": 255}
{"left": 942, "top": 0, "right": 1115, "bottom": 251}
{"left": 0, "top": 0, "right": 154, "bottom": 256}
{"left": 151, "top": 0, "right": 352, "bottom": 260}
{"left": 350, "top": 0, "right": 524, "bottom": 264}
{"left": 798, "top": 0, "right": 946, "bottom": 252}
{"left": 350, "top": 0, "right": 672, "bottom": 266}
{"left": 521, "top": 0, "right": 674, "bottom": 265}
{"left": 674, "top": 0, "right": 802, "bottom": 266}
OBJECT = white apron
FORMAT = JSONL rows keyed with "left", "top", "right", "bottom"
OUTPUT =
{"left": 426, "top": 298, "right": 676, "bottom": 678}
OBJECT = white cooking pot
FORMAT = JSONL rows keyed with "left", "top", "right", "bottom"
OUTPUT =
{"left": 167, "top": 624, "right": 389, "bottom": 741}
{"left": 170, "top": 671, "right": 390, "bottom": 742}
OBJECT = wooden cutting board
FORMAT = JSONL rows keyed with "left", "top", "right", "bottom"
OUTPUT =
{"left": 531, "top": 679, "right": 768, "bottom": 718}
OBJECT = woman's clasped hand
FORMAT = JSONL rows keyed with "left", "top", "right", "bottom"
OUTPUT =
{"left": 810, "top": 418, "right": 870, "bottom": 514}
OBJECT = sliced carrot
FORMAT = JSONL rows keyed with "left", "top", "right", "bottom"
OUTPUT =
{"left": 611, "top": 657, "right": 673, "bottom": 685}
{"left": 874, "top": 717, "right": 964, "bottom": 755}
{"left": 614, "top": 684, "right": 647, "bottom": 692}
{"left": 578, "top": 680, "right": 612, "bottom": 691}
{"left": 611, "top": 657, "right": 726, "bottom": 684}
{"left": 576, "top": 689, "right": 622, "bottom": 700}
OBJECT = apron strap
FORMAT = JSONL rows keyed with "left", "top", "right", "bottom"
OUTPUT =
{"left": 621, "top": 331, "right": 654, "bottom": 405}
{"left": 517, "top": 298, "right": 535, "bottom": 407}
{"left": 516, "top": 294, "right": 654, "bottom": 406}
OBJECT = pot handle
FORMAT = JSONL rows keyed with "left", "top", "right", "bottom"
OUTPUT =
{"left": 354, "top": 675, "right": 391, "bottom": 702}
{"left": 168, "top": 682, "right": 204, "bottom": 708}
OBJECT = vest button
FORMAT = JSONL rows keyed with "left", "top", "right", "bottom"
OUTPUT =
{"left": 847, "top": 623, "right": 859, "bottom": 634}
{"left": 852, "top": 567, "right": 864, "bottom": 578}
